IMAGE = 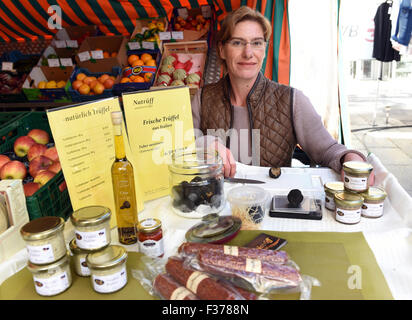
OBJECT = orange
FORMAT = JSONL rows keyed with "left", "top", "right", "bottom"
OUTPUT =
{"left": 132, "top": 59, "right": 144, "bottom": 67}
{"left": 145, "top": 59, "right": 156, "bottom": 67}
{"left": 133, "top": 76, "right": 145, "bottom": 83}
{"left": 111, "top": 52, "right": 117, "bottom": 57}
{"left": 140, "top": 53, "right": 152, "bottom": 63}
{"left": 143, "top": 73, "right": 153, "bottom": 82}
{"left": 127, "top": 54, "right": 139, "bottom": 65}
{"left": 103, "top": 51, "right": 110, "bottom": 58}
{"left": 120, "top": 77, "right": 132, "bottom": 83}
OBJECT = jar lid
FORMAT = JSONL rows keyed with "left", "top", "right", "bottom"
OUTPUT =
{"left": 334, "top": 192, "right": 364, "bottom": 208}
{"left": 20, "top": 216, "right": 65, "bottom": 241}
{"left": 69, "top": 238, "right": 98, "bottom": 254}
{"left": 343, "top": 161, "right": 373, "bottom": 174}
{"left": 227, "top": 185, "right": 269, "bottom": 206}
{"left": 360, "top": 187, "right": 387, "bottom": 201}
{"left": 27, "top": 253, "right": 69, "bottom": 272}
{"left": 168, "top": 150, "right": 223, "bottom": 176}
{"left": 185, "top": 213, "right": 242, "bottom": 244}
{"left": 86, "top": 245, "right": 127, "bottom": 270}
{"left": 138, "top": 218, "right": 161, "bottom": 234}
{"left": 324, "top": 181, "right": 344, "bottom": 193}
{"left": 70, "top": 206, "right": 111, "bottom": 227}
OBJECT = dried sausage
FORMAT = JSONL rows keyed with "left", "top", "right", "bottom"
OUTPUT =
{"left": 198, "top": 250, "right": 301, "bottom": 292}
{"left": 165, "top": 256, "right": 245, "bottom": 300}
{"left": 153, "top": 273, "right": 199, "bottom": 300}
{"left": 178, "top": 242, "right": 288, "bottom": 264}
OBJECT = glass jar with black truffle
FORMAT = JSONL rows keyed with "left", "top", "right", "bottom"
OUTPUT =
{"left": 168, "top": 150, "right": 225, "bottom": 218}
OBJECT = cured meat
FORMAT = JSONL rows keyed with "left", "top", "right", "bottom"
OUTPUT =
{"left": 153, "top": 273, "right": 199, "bottom": 300}
{"left": 197, "top": 250, "right": 302, "bottom": 292}
{"left": 165, "top": 257, "right": 245, "bottom": 300}
{"left": 178, "top": 242, "right": 289, "bottom": 264}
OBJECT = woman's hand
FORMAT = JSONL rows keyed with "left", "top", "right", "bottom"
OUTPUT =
{"left": 208, "top": 140, "right": 236, "bottom": 178}
{"left": 340, "top": 152, "right": 375, "bottom": 186}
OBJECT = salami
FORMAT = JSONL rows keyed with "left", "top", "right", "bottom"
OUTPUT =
{"left": 165, "top": 256, "right": 244, "bottom": 300}
{"left": 197, "top": 250, "right": 302, "bottom": 292}
{"left": 178, "top": 242, "right": 288, "bottom": 264}
{"left": 153, "top": 273, "right": 199, "bottom": 300}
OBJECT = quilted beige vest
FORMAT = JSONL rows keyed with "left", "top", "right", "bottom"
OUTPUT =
{"left": 200, "top": 73, "right": 296, "bottom": 167}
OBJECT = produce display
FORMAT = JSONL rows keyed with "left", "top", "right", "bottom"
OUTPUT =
{"left": 36, "top": 80, "right": 67, "bottom": 89}
{"left": 156, "top": 53, "right": 202, "bottom": 88}
{"left": 0, "top": 128, "right": 62, "bottom": 197}
{"left": 120, "top": 52, "right": 157, "bottom": 84}
{"left": 71, "top": 72, "right": 115, "bottom": 95}
{"left": 173, "top": 15, "right": 210, "bottom": 32}
{"left": 128, "top": 19, "right": 165, "bottom": 48}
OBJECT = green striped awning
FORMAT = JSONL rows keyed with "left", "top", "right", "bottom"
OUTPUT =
{"left": 0, "top": 0, "right": 290, "bottom": 84}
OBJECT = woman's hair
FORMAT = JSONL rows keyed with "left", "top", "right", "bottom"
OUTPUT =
{"left": 215, "top": 6, "right": 272, "bottom": 68}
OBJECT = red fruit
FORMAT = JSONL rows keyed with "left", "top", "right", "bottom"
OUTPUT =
{"left": 0, "top": 155, "right": 10, "bottom": 171}
{"left": 23, "top": 182, "right": 41, "bottom": 196}
{"left": 27, "top": 129, "right": 50, "bottom": 145}
{"left": 43, "top": 146, "right": 59, "bottom": 162}
{"left": 27, "top": 144, "right": 47, "bottom": 162}
{"left": 14, "top": 136, "right": 36, "bottom": 157}
{"left": 0, "top": 160, "right": 27, "bottom": 180}
{"left": 29, "top": 155, "right": 53, "bottom": 177}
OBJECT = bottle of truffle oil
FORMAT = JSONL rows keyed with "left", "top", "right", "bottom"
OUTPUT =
{"left": 110, "top": 111, "right": 139, "bottom": 244}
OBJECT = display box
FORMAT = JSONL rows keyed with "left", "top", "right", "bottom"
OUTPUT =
{"left": 75, "top": 35, "right": 128, "bottom": 73}
{"left": 0, "top": 111, "right": 72, "bottom": 221}
{"left": 113, "top": 49, "right": 161, "bottom": 95}
{"left": 0, "top": 180, "right": 30, "bottom": 264}
{"left": 22, "top": 65, "right": 73, "bottom": 102}
{"left": 68, "top": 66, "right": 121, "bottom": 102}
{"left": 127, "top": 17, "right": 168, "bottom": 51}
{"left": 169, "top": 6, "right": 213, "bottom": 43}
{"left": 36, "top": 46, "right": 75, "bottom": 67}
{"left": 152, "top": 41, "right": 207, "bottom": 96}
{"left": 53, "top": 25, "right": 98, "bottom": 57}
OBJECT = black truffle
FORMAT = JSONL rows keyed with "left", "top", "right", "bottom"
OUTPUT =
{"left": 269, "top": 167, "right": 281, "bottom": 179}
{"left": 287, "top": 189, "right": 303, "bottom": 207}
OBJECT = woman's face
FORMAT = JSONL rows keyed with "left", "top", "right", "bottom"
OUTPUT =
{"left": 219, "top": 20, "right": 266, "bottom": 83}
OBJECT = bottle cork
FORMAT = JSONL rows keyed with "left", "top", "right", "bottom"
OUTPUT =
{"left": 111, "top": 111, "right": 123, "bottom": 125}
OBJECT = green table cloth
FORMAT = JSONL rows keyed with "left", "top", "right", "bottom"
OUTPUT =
{"left": 0, "top": 231, "right": 392, "bottom": 300}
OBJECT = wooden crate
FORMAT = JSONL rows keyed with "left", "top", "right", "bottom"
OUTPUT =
{"left": 152, "top": 40, "right": 208, "bottom": 96}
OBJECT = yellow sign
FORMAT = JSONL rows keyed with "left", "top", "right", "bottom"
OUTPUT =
{"left": 122, "top": 86, "right": 196, "bottom": 201}
{"left": 46, "top": 97, "right": 144, "bottom": 228}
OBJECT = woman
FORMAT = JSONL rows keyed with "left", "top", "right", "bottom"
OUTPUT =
{"left": 191, "top": 6, "right": 373, "bottom": 183}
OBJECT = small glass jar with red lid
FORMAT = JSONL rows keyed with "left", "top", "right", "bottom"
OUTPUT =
{"left": 137, "top": 218, "right": 164, "bottom": 258}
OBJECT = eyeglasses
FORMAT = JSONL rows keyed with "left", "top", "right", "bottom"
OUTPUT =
{"left": 226, "top": 38, "right": 266, "bottom": 50}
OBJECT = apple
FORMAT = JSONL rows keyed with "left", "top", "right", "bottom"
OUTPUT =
{"left": 34, "top": 170, "right": 56, "bottom": 186}
{"left": 27, "top": 129, "right": 50, "bottom": 145}
{"left": 29, "top": 155, "right": 53, "bottom": 177}
{"left": 23, "top": 182, "right": 41, "bottom": 196}
{"left": 43, "top": 146, "right": 59, "bottom": 162}
{"left": 27, "top": 143, "right": 47, "bottom": 162}
{"left": 58, "top": 180, "right": 67, "bottom": 192}
{"left": 93, "top": 82, "right": 105, "bottom": 95}
{"left": 0, "top": 160, "right": 27, "bottom": 179}
{"left": 48, "top": 161, "right": 61, "bottom": 173}
{"left": 0, "top": 155, "right": 10, "bottom": 171}
{"left": 14, "top": 135, "right": 36, "bottom": 157}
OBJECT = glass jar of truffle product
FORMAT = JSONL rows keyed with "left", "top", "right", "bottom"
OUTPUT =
{"left": 20, "top": 216, "right": 66, "bottom": 265}
{"left": 70, "top": 206, "right": 111, "bottom": 251}
{"left": 27, "top": 253, "right": 72, "bottom": 297}
{"left": 86, "top": 245, "right": 128, "bottom": 294}
{"left": 342, "top": 161, "right": 373, "bottom": 193}
{"left": 324, "top": 181, "right": 345, "bottom": 211}
{"left": 69, "top": 238, "right": 93, "bottom": 277}
{"left": 360, "top": 187, "right": 387, "bottom": 218}
{"left": 334, "top": 192, "right": 364, "bottom": 225}
{"left": 138, "top": 218, "right": 164, "bottom": 258}
{"left": 168, "top": 150, "right": 225, "bottom": 218}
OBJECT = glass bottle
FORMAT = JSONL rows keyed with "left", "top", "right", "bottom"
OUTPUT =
{"left": 110, "top": 111, "right": 139, "bottom": 244}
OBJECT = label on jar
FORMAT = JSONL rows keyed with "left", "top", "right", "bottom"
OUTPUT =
{"left": 361, "top": 202, "right": 384, "bottom": 218}
{"left": 343, "top": 174, "right": 368, "bottom": 191}
{"left": 325, "top": 194, "right": 336, "bottom": 211}
{"left": 138, "top": 238, "right": 164, "bottom": 258}
{"left": 27, "top": 244, "right": 55, "bottom": 264}
{"left": 79, "top": 257, "right": 91, "bottom": 276}
{"left": 75, "top": 228, "right": 108, "bottom": 250}
{"left": 223, "top": 245, "right": 239, "bottom": 256}
{"left": 92, "top": 265, "right": 127, "bottom": 293}
{"left": 336, "top": 207, "right": 361, "bottom": 224}
{"left": 33, "top": 271, "right": 70, "bottom": 296}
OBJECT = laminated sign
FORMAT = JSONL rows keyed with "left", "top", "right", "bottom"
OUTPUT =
{"left": 122, "top": 86, "right": 196, "bottom": 201}
{"left": 46, "top": 97, "right": 144, "bottom": 228}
